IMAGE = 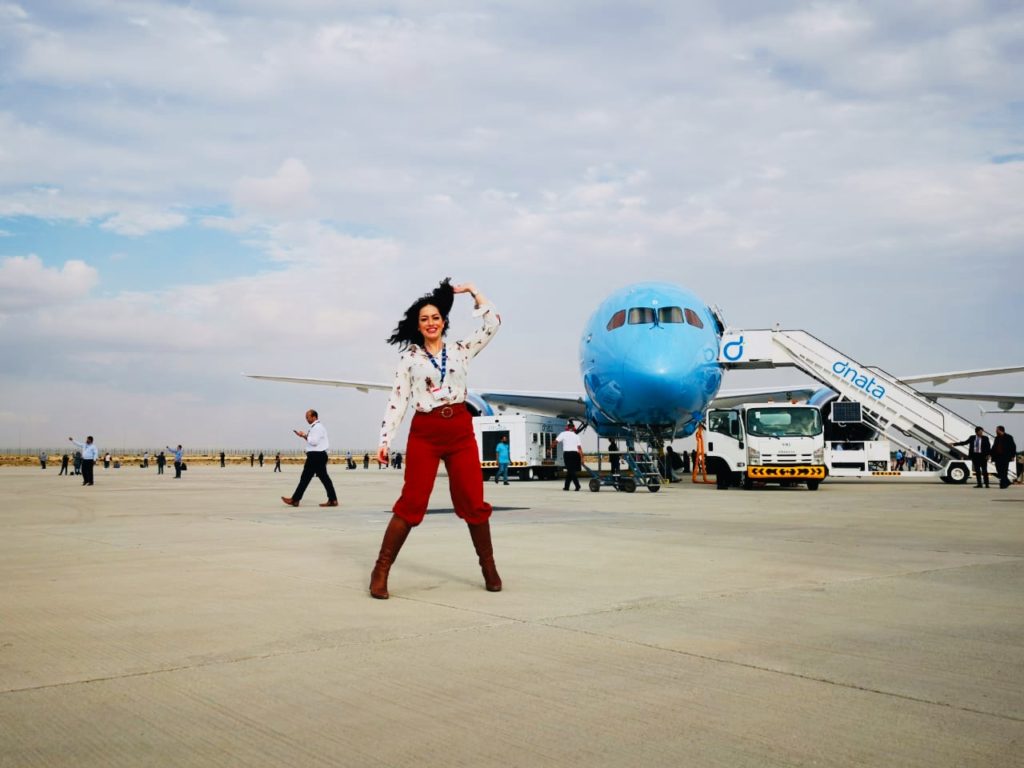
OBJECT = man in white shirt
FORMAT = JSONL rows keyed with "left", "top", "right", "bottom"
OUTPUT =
{"left": 282, "top": 409, "right": 339, "bottom": 507}
{"left": 69, "top": 435, "right": 99, "bottom": 486}
{"left": 555, "top": 421, "right": 584, "bottom": 491}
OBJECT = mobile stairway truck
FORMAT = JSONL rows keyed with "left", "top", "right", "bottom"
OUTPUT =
{"left": 703, "top": 402, "right": 827, "bottom": 490}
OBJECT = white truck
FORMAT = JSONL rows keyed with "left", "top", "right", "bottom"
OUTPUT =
{"left": 703, "top": 403, "right": 827, "bottom": 490}
{"left": 474, "top": 413, "right": 566, "bottom": 481}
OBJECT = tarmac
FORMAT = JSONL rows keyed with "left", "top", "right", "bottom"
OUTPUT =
{"left": 1, "top": 465, "right": 1022, "bottom": 767}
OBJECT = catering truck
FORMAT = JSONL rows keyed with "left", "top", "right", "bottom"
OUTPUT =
{"left": 474, "top": 413, "right": 566, "bottom": 480}
{"left": 703, "top": 403, "right": 827, "bottom": 490}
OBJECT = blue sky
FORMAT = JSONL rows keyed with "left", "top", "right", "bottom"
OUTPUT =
{"left": 1, "top": 1, "right": 1022, "bottom": 451}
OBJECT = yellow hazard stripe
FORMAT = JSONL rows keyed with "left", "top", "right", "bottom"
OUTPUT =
{"left": 480, "top": 461, "right": 528, "bottom": 468}
{"left": 748, "top": 465, "right": 827, "bottom": 480}
{"left": 871, "top": 471, "right": 902, "bottom": 476}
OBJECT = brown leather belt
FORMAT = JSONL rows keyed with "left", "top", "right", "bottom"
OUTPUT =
{"left": 419, "top": 402, "right": 466, "bottom": 419}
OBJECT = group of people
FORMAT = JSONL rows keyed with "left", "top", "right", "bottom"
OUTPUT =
{"left": 955, "top": 425, "right": 1018, "bottom": 489}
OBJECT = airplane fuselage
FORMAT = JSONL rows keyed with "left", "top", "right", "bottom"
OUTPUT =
{"left": 580, "top": 282, "right": 723, "bottom": 438}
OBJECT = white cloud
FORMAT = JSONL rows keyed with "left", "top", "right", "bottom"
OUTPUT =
{"left": 0, "top": 254, "right": 98, "bottom": 312}
{"left": 100, "top": 208, "right": 188, "bottom": 236}
{"left": 233, "top": 159, "right": 314, "bottom": 218}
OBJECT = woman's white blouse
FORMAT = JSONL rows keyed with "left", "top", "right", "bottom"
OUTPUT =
{"left": 379, "top": 302, "right": 500, "bottom": 446}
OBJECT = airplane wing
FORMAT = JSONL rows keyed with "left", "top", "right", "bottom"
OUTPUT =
{"left": 243, "top": 374, "right": 391, "bottom": 393}
{"left": 916, "top": 391, "right": 1024, "bottom": 410}
{"left": 473, "top": 389, "right": 587, "bottom": 419}
{"left": 244, "top": 374, "right": 589, "bottom": 418}
{"left": 897, "top": 365, "right": 1024, "bottom": 385}
{"left": 709, "top": 386, "right": 819, "bottom": 409}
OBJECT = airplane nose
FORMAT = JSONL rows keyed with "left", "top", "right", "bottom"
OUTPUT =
{"left": 618, "top": 347, "right": 719, "bottom": 423}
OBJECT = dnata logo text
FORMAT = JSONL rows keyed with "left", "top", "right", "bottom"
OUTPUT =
{"left": 831, "top": 361, "right": 886, "bottom": 400}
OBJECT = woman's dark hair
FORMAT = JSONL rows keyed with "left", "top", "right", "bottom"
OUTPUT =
{"left": 387, "top": 277, "right": 455, "bottom": 348}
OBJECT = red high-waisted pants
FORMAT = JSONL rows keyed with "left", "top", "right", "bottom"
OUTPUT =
{"left": 393, "top": 403, "right": 492, "bottom": 526}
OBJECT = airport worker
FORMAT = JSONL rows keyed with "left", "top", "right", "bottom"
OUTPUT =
{"left": 495, "top": 435, "right": 511, "bottom": 485}
{"left": 363, "top": 452, "right": 370, "bottom": 470}
{"left": 59, "top": 453, "right": 69, "bottom": 476}
{"left": 555, "top": 421, "right": 584, "bottom": 491}
{"left": 219, "top": 451, "right": 225, "bottom": 468}
{"left": 38, "top": 450, "right": 47, "bottom": 469}
{"left": 72, "top": 451, "right": 82, "bottom": 475}
{"left": 371, "top": 278, "right": 501, "bottom": 600}
{"left": 281, "top": 409, "right": 339, "bottom": 508}
{"left": 274, "top": 452, "right": 282, "bottom": 472}
{"left": 68, "top": 436, "right": 98, "bottom": 486}
{"left": 258, "top": 451, "right": 264, "bottom": 468}
{"left": 156, "top": 451, "right": 166, "bottom": 475}
{"left": 166, "top": 444, "right": 184, "bottom": 478}
{"left": 954, "top": 426, "right": 991, "bottom": 488}
{"left": 990, "top": 426, "right": 1017, "bottom": 490}
{"left": 607, "top": 439, "right": 621, "bottom": 475}
{"left": 103, "top": 452, "right": 111, "bottom": 469}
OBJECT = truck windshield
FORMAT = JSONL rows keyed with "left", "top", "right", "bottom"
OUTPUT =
{"left": 746, "top": 408, "right": 822, "bottom": 437}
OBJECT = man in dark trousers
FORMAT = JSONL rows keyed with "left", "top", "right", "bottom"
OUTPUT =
{"left": 955, "top": 426, "right": 991, "bottom": 488}
{"left": 555, "top": 421, "right": 584, "bottom": 491}
{"left": 281, "top": 409, "right": 338, "bottom": 508}
{"left": 991, "top": 425, "right": 1017, "bottom": 490}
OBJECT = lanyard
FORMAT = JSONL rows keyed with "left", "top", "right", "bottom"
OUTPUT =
{"left": 426, "top": 345, "right": 447, "bottom": 385}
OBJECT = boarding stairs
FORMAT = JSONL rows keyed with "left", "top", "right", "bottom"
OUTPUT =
{"left": 718, "top": 329, "right": 978, "bottom": 478}
{"left": 623, "top": 436, "right": 663, "bottom": 492}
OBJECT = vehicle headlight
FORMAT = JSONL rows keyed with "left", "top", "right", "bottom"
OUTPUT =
{"left": 748, "top": 448, "right": 761, "bottom": 465}
{"left": 813, "top": 447, "right": 824, "bottom": 464}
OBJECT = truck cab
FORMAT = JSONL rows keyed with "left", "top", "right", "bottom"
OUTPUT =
{"left": 704, "top": 404, "right": 827, "bottom": 490}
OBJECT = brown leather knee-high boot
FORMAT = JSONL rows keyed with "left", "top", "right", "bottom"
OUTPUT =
{"left": 468, "top": 521, "right": 502, "bottom": 592}
{"left": 369, "top": 514, "right": 412, "bottom": 599}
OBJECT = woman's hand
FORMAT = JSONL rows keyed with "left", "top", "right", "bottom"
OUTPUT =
{"left": 377, "top": 444, "right": 389, "bottom": 465}
{"left": 452, "top": 282, "right": 477, "bottom": 296}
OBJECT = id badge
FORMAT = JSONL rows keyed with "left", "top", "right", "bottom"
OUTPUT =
{"left": 430, "top": 385, "right": 453, "bottom": 403}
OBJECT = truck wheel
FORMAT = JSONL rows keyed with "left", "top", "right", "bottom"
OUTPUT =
{"left": 715, "top": 470, "right": 731, "bottom": 490}
{"left": 647, "top": 481, "right": 660, "bottom": 492}
{"left": 589, "top": 478, "right": 601, "bottom": 492}
{"left": 620, "top": 477, "right": 637, "bottom": 493}
{"left": 742, "top": 474, "right": 753, "bottom": 490}
{"left": 946, "top": 463, "right": 969, "bottom": 484}
{"left": 807, "top": 480, "right": 820, "bottom": 491}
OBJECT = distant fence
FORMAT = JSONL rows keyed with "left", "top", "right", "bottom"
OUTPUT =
{"left": 0, "top": 447, "right": 383, "bottom": 458}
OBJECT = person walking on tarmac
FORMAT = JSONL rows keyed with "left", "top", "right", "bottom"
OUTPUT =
{"left": 555, "top": 421, "right": 584, "bottom": 491}
{"left": 281, "top": 409, "right": 338, "bottom": 508}
{"left": 370, "top": 278, "right": 501, "bottom": 600}
{"left": 991, "top": 426, "right": 1017, "bottom": 489}
{"left": 494, "top": 435, "right": 511, "bottom": 485}
{"left": 68, "top": 436, "right": 98, "bottom": 486}
{"left": 955, "top": 426, "right": 991, "bottom": 488}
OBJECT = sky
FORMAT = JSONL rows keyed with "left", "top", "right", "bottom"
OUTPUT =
{"left": 1, "top": 0, "right": 1022, "bottom": 453}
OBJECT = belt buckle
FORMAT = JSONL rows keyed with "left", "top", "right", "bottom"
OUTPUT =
{"left": 440, "top": 406, "right": 454, "bottom": 418}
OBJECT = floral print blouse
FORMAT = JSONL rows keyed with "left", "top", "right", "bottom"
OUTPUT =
{"left": 379, "top": 302, "right": 500, "bottom": 446}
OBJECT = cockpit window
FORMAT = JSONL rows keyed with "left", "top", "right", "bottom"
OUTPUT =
{"left": 628, "top": 307, "right": 656, "bottom": 325}
{"left": 658, "top": 307, "right": 684, "bottom": 324}
{"left": 606, "top": 310, "right": 626, "bottom": 331}
{"left": 684, "top": 308, "right": 704, "bottom": 328}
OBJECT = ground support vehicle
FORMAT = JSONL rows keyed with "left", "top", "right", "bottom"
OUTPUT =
{"left": 704, "top": 403, "right": 827, "bottom": 490}
{"left": 474, "top": 413, "right": 565, "bottom": 480}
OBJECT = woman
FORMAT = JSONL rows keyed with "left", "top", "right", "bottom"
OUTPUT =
{"left": 371, "top": 278, "right": 502, "bottom": 599}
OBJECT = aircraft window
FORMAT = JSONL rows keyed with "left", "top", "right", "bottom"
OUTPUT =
{"left": 628, "top": 307, "right": 656, "bottom": 325}
{"left": 658, "top": 307, "right": 684, "bottom": 324}
{"left": 684, "top": 308, "right": 704, "bottom": 328}
{"left": 606, "top": 310, "right": 626, "bottom": 331}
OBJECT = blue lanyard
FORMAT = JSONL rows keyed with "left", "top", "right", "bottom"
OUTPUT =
{"left": 426, "top": 345, "right": 447, "bottom": 384}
